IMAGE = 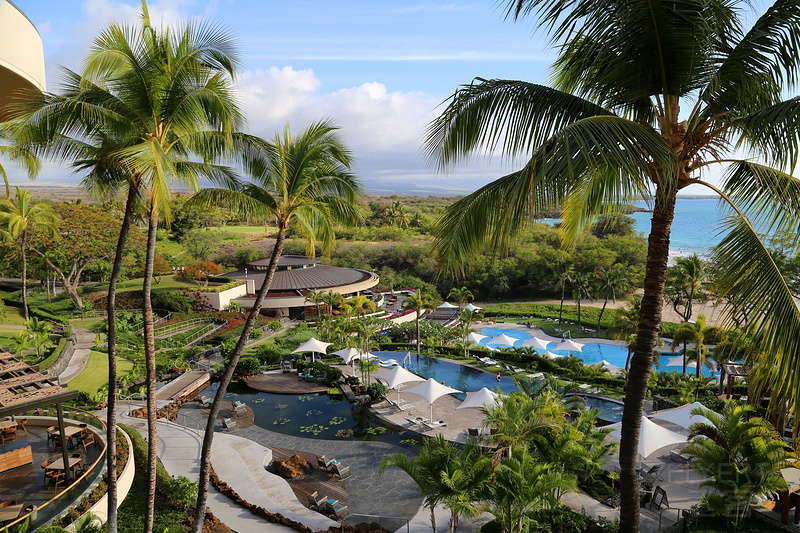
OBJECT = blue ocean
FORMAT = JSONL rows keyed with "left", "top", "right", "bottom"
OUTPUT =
{"left": 628, "top": 197, "right": 724, "bottom": 257}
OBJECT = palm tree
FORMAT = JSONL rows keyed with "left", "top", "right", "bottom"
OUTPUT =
{"left": 609, "top": 297, "right": 641, "bottom": 371}
{"left": 25, "top": 317, "right": 53, "bottom": 358}
{"left": 425, "top": 3, "right": 800, "bottom": 528}
{"left": 550, "top": 258, "right": 573, "bottom": 332}
{"left": 402, "top": 291, "right": 436, "bottom": 354}
{"left": 458, "top": 308, "right": 482, "bottom": 357}
{"left": 674, "top": 315, "right": 712, "bottom": 399}
{"left": 447, "top": 286, "right": 474, "bottom": 307}
{"left": 10, "top": 4, "right": 242, "bottom": 530}
{"left": 304, "top": 289, "right": 326, "bottom": 319}
{"left": 594, "top": 265, "right": 629, "bottom": 335}
{"left": 665, "top": 254, "right": 706, "bottom": 322}
{"left": 342, "top": 294, "right": 377, "bottom": 318}
{"left": 322, "top": 290, "right": 343, "bottom": 318}
{"left": 570, "top": 272, "right": 592, "bottom": 332}
{"left": 188, "top": 121, "right": 361, "bottom": 531}
{"left": 0, "top": 187, "right": 59, "bottom": 320}
{"left": 683, "top": 402, "right": 795, "bottom": 528}
{"left": 0, "top": 125, "right": 39, "bottom": 198}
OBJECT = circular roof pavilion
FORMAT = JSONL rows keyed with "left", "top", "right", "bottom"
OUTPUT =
{"left": 225, "top": 255, "right": 379, "bottom": 311}
{"left": 0, "top": 1, "right": 46, "bottom": 121}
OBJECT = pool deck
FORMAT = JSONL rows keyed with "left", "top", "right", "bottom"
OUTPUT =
{"left": 247, "top": 372, "right": 330, "bottom": 394}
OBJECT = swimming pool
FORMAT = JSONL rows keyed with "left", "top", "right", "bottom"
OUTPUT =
{"left": 479, "top": 327, "right": 717, "bottom": 377}
{"left": 579, "top": 394, "right": 625, "bottom": 425}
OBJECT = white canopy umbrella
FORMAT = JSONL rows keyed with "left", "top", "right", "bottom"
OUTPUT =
{"left": 599, "top": 360, "right": 624, "bottom": 376}
{"left": 650, "top": 402, "right": 718, "bottom": 431}
{"left": 520, "top": 337, "right": 551, "bottom": 351}
{"left": 487, "top": 334, "right": 519, "bottom": 347}
{"left": 403, "top": 378, "right": 460, "bottom": 422}
{"left": 544, "top": 351, "right": 563, "bottom": 360}
{"left": 607, "top": 415, "right": 686, "bottom": 459}
{"left": 464, "top": 303, "right": 483, "bottom": 312}
{"left": 555, "top": 338, "right": 584, "bottom": 353}
{"left": 376, "top": 365, "right": 424, "bottom": 402}
{"left": 292, "top": 337, "right": 333, "bottom": 363}
{"left": 666, "top": 356, "right": 696, "bottom": 370}
{"left": 467, "top": 332, "right": 488, "bottom": 344}
{"left": 437, "top": 302, "right": 459, "bottom": 309}
{"left": 456, "top": 387, "right": 500, "bottom": 410}
{"left": 332, "top": 347, "right": 360, "bottom": 365}
{"left": 379, "top": 359, "right": 399, "bottom": 368}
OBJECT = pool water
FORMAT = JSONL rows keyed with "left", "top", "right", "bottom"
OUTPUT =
{"left": 580, "top": 394, "right": 625, "bottom": 424}
{"left": 479, "top": 327, "right": 718, "bottom": 377}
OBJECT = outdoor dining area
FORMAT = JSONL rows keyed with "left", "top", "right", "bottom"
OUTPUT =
{"left": 0, "top": 352, "right": 106, "bottom": 530}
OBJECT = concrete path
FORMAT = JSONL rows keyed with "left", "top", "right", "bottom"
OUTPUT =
{"left": 58, "top": 326, "right": 95, "bottom": 384}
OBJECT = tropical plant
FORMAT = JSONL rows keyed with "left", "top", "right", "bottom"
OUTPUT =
{"left": 447, "top": 286, "right": 474, "bottom": 307}
{"left": 322, "top": 290, "right": 343, "bottom": 318}
{"left": 673, "top": 315, "right": 712, "bottom": 399}
{"left": 0, "top": 124, "right": 39, "bottom": 198}
{"left": 425, "top": 0, "right": 800, "bottom": 524}
{"left": 665, "top": 254, "right": 706, "bottom": 322}
{"left": 481, "top": 449, "right": 575, "bottom": 533}
{"left": 381, "top": 435, "right": 492, "bottom": 533}
{"left": 402, "top": 291, "right": 437, "bottom": 354}
{"left": 608, "top": 296, "right": 641, "bottom": 371}
{"left": 594, "top": 264, "right": 630, "bottom": 335}
{"left": 570, "top": 272, "right": 592, "bottom": 331}
{"left": 683, "top": 402, "right": 796, "bottom": 529}
{"left": 188, "top": 120, "right": 361, "bottom": 531}
{"left": 342, "top": 294, "right": 377, "bottom": 319}
{"left": 0, "top": 187, "right": 59, "bottom": 320}
{"left": 304, "top": 289, "right": 327, "bottom": 319}
{"left": 25, "top": 317, "right": 53, "bottom": 357}
{"left": 481, "top": 391, "right": 560, "bottom": 455}
{"left": 550, "top": 257, "right": 573, "bottom": 333}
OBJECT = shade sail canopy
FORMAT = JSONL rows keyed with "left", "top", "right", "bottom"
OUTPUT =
{"left": 332, "top": 347, "right": 360, "bottom": 365}
{"left": 292, "top": 338, "right": 332, "bottom": 354}
{"left": 555, "top": 339, "right": 584, "bottom": 352}
{"left": 520, "top": 337, "right": 550, "bottom": 351}
{"left": 599, "top": 360, "right": 624, "bottom": 376}
{"left": 376, "top": 365, "right": 424, "bottom": 390}
{"left": 467, "top": 332, "right": 488, "bottom": 344}
{"left": 438, "top": 302, "right": 459, "bottom": 309}
{"left": 456, "top": 387, "right": 499, "bottom": 410}
{"left": 487, "top": 334, "right": 519, "bottom": 347}
{"left": 464, "top": 303, "right": 483, "bottom": 312}
{"left": 666, "top": 356, "right": 696, "bottom": 369}
{"left": 650, "top": 402, "right": 719, "bottom": 431}
{"left": 403, "top": 378, "right": 460, "bottom": 421}
{"left": 544, "top": 351, "right": 563, "bottom": 360}
{"left": 608, "top": 415, "right": 686, "bottom": 458}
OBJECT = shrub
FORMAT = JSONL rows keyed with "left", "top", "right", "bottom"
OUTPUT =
{"left": 249, "top": 328, "right": 263, "bottom": 339}
{"left": 152, "top": 291, "right": 194, "bottom": 313}
{"left": 295, "top": 361, "right": 342, "bottom": 385}
{"left": 366, "top": 382, "right": 387, "bottom": 404}
{"left": 234, "top": 357, "right": 262, "bottom": 377}
{"left": 253, "top": 343, "right": 283, "bottom": 365}
{"left": 168, "top": 476, "right": 198, "bottom": 511}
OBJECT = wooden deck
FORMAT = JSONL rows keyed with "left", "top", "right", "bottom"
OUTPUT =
{"left": 247, "top": 372, "right": 329, "bottom": 394}
{"left": 270, "top": 447, "right": 348, "bottom": 511}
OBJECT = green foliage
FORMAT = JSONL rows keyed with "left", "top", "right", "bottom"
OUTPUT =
{"left": 365, "top": 381, "right": 387, "bottom": 403}
{"left": 253, "top": 343, "right": 284, "bottom": 365}
{"left": 234, "top": 356, "right": 261, "bottom": 377}
{"left": 151, "top": 291, "right": 194, "bottom": 313}
{"left": 295, "top": 360, "right": 342, "bottom": 385}
{"left": 249, "top": 328, "right": 263, "bottom": 339}
{"left": 167, "top": 476, "right": 198, "bottom": 511}
{"left": 37, "top": 337, "right": 67, "bottom": 370}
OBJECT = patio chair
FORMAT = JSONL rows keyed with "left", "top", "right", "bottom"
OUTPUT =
{"left": 0, "top": 501, "right": 16, "bottom": 510}
{"left": 307, "top": 490, "right": 327, "bottom": 510}
{"left": 317, "top": 455, "right": 331, "bottom": 471}
{"left": 315, "top": 372, "right": 327, "bottom": 383}
{"left": 69, "top": 454, "right": 85, "bottom": 476}
{"left": 17, "top": 418, "right": 27, "bottom": 438}
{"left": 648, "top": 486, "right": 677, "bottom": 531}
{"left": 331, "top": 462, "right": 350, "bottom": 479}
{"left": 0, "top": 425, "right": 18, "bottom": 444}
{"left": 324, "top": 499, "right": 348, "bottom": 519}
{"left": 282, "top": 360, "right": 293, "bottom": 373}
{"left": 198, "top": 396, "right": 213, "bottom": 408}
{"left": 222, "top": 418, "right": 237, "bottom": 431}
{"left": 233, "top": 401, "right": 247, "bottom": 416}
{"left": 46, "top": 469, "right": 65, "bottom": 492}
{"left": 79, "top": 431, "right": 97, "bottom": 451}
{"left": 640, "top": 464, "right": 664, "bottom": 485}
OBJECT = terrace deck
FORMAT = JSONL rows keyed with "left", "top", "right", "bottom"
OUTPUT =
{"left": 269, "top": 446, "right": 347, "bottom": 511}
{"left": 247, "top": 373, "right": 329, "bottom": 394}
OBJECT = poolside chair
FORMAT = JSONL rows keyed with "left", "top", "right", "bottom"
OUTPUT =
{"left": 315, "top": 372, "right": 327, "bottom": 383}
{"left": 640, "top": 464, "right": 664, "bottom": 485}
{"left": 222, "top": 418, "right": 237, "bottom": 431}
{"left": 233, "top": 401, "right": 247, "bottom": 416}
{"left": 404, "top": 416, "right": 424, "bottom": 427}
{"left": 307, "top": 491, "right": 327, "bottom": 511}
{"left": 198, "top": 396, "right": 213, "bottom": 408}
{"left": 331, "top": 463, "right": 350, "bottom": 479}
{"left": 324, "top": 499, "right": 348, "bottom": 519}
{"left": 317, "top": 455, "right": 331, "bottom": 471}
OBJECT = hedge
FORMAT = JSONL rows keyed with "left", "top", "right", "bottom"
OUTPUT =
{"left": 295, "top": 360, "right": 342, "bottom": 385}
{"left": 38, "top": 337, "right": 68, "bottom": 371}
{"left": 189, "top": 280, "right": 243, "bottom": 294}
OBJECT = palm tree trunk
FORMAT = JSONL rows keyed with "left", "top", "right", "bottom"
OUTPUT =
{"left": 558, "top": 282, "right": 565, "bottom": 331}
{"left": 21, "top": 232, "right": 29, "bottom": 320}
{"left": 142, "top": 207, "right": 159, "bottom": 533}
{"left": 618, "top": 186, "right": 676, "bottom": 533}
{"left": 597, "top": 297, "right": 609, "bottom": 334}
{"left": 416, "top": 313, "right": 421, "bottom": 354}
{"left": 106, "top": 186, "right": 137, "bottom": 533}
{"left": 577, "top": 298, "right": 582, "bottom": 331}
{"left": 682, "top": 343, "right": 687, "bottom": 374}
{"left": 192, "top": 224, "right": 288, "bottom": 533}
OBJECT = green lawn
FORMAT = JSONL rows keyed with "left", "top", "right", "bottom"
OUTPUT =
{"left": 0, "top": 306, "right": 27, "bottom": 326}
{"left": 210, "top": 225, "right": 271, "bottom": 234}
{"left": 0, "top": 329, "right": 22, "bottom": 345}
{"left": 84, "top": 274, "right": 198, "bottom": 295}
{"left": 66, "top": 350, "right": 134, "bottom": 396}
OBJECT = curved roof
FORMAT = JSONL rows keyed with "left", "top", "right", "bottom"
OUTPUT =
{"left": 0, "top": 1, "right": 46, "bottom": 121}
{"left": 227, "top": 257, "right": 373, "bottom": 292}
{"left": 248, "top": 255, "right": 320, "bottom": 268}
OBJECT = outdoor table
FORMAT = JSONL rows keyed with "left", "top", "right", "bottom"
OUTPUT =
{"left": 48, "top": 426, "right": 82, "bottom": 448}
{"left": 45, "top": 455, "right": 82, "bottom": 476}
{"left": 0, "top": 420, "right": 16, "bottom": 431}
{"left": 0, "top": 504, "right": 23, "bottom": 524}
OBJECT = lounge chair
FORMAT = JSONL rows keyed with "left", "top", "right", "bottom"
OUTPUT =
{"left": 233, "top": 401, "right": 247, "bottom": 416}
{"left": 324, "top": 499, "right": 348, "bottom": 519}
{"left": 315, "top": 372, "right": 327, "bottom": 383}
{"left": 467, "top": 428, "right": 481, "bottom": 438}
{"left": 317, "top": 455, "right": 330, "bottom": 470}
{"left": 198, "top": 396, "right": 213, "bottom": 407}
{"left": 331, "top": 462, "right": 350, "bottom": 479}
{"left": 422, "top": 420, "right": 447, "bottom": 432}
{"left": 670, "top": 449, "right": 691, "bottom": 465}
{"left": 404, "top": 416, "right": 424, "bottom": 427}
{"left": 640, "top": 464, "right": 664, "bottom": 485}
{"left": 307, "top": 490, "right": 327, "bottom": 510}
{"left": 222, "top": 418, "right": 237, "bottom": 431}
{"left": 386, "top": 398, "right": 411, "bottom": 411}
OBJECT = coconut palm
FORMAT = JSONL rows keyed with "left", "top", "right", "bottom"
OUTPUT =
{"left": 665, "top": 254, "right": 707, "bottom": 322}
{"left": 570, "top": 272, "right": 592, "bottom": 332}
{"left": 683, "top": 402, "right": 795, "bottom": 529}
{"left": 322, "top": 290, "right": 343, "bottom": 318}
{"left": 447, "top": 286, "right": 474, "bottom": 307}
{"left": 550, "top": 257, "right": 573, "bottom": 332}
{"left": 0, "top": 125, "right": 39, "bottom": 198}
{"left": 0, "top": 187, "right": 59, "bottom": 320}
{"left": 594, "top": 265, "right": 629, "bottom": 335}
{"left": 425, "top": 2, "right": 800, "bottom": 528}
{"left": 342, "top": 294, "right": 377, "bottom": 318}
{"left": 402, "top": 291, "right": 437, "bottom": 354}
{"left": 188, "top": 120, "right": 361, "bottom": 531}
{"left": 304, "top": 289, "right": 326, "bottom": 319}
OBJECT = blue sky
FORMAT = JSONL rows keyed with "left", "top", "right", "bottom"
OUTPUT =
{"left": 8, "top": 0, "right": 775, "bottom": 195}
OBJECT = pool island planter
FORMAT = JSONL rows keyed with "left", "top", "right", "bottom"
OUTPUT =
{"left": 63, "top": 426, "right": 135, "bottom": 531}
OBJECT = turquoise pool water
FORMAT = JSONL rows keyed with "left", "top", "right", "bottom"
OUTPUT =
{"left": 479, "top": 327, "right": 717, "bottom": 377}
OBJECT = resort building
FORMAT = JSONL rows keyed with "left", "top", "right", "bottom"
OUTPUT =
{"left": 0, "top": 0, "right": 46, "bottom": 120}
{"left": 220, "top": 255, "right": 380, "bottom": 319}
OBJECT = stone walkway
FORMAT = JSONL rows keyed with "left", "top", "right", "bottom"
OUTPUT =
{"left": 58, "top": 325, "right": 95, "bottom": 383}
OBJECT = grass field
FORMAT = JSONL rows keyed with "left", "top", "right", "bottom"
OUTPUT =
{"left": 0, "top": 307, "right": 28, "bottom": 326}
{"left": 66, "top": 350, "right": 134, "bottom": 396}
{"left": 85, "top": 274, "right": 199, "bottom": 294}
{"left": 211, "top": 225, "right": 271, "bottom": 234}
